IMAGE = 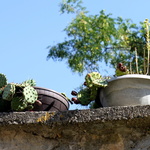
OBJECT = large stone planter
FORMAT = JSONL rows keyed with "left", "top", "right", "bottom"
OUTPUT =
{"left": 99, "top": 74, "right": 150, "bottom": 107}
{"left": 33, "top": 87, "right": 70, "bottom": 111}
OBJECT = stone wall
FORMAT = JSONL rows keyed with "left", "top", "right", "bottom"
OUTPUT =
{"left": 0, "top": 105, "right": 150, "bottom": 150}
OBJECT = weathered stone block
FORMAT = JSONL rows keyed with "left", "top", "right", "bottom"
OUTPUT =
{"left": 0, "top": 105, "right": 150, "bottom": 149}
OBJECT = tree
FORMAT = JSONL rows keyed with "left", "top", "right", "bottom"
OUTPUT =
{"left": 59, "top": 0, "right": 86, "bottom": 14}
{"left": 47, "top": 0, "right": 147, "bottom": 75}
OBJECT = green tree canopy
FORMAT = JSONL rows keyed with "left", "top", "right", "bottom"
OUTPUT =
{"left": 47, "top": 0, "right": 147, "bottom": 74}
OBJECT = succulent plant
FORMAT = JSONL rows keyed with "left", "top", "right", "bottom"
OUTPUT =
{"left": 21, "top": 79, "right": 36, "bottom": 87}
{"left": 0, "top": 87, "right": 5, "bottom": 95}
{"left": 0, "top": 98, "right": 11, "bottom": 112}
{"left": 11, "top": 96, "right": 28, "bottom": 111}
{"left": 0, "top": 72, "right": 40, "bottom": 111}
{"left": 71, "top": 90, "right": 78, "bottom": 96}
{"left": 0, "top": 73, "right": 7, "bottom": 88}
{"left": 11, "top": 85, "right": 38, "bottom": 111}
{"left": 23, "top": 86, "right": 38, "bottom": 104}
{"left": 115, "top": 63, "right": 129, "bottom": 76}
{"left": 0, "top": 72, "right": 48, "bottom": 111}
{"left": 2, "top": 83, "right": 16, "bottom": 101}
{"left": 72, "top": 72, "right": 110, "bottom": 106}
{"left": 77, "top": 88, "right": 91, "bottom": 105}
{"left": 85, "top": 72, "right": 108, "bottom": 88}
{"left": 71, "top": 97, "right": 80, "bottom": 104}
{"left": 26, "top": 104, "right": 34, "bottom": 110}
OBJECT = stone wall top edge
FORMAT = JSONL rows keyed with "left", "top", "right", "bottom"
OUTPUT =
{"left": 0, "top": 105, "right": 149, "bottom": 125}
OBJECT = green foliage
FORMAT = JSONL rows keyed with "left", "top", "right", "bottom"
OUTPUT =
{"left": 0, "top": 73, "right": 7, "bottom": 88}
{"left": 48, "top": 3, "right": 148, "bottom": 74}
{"left": 72, "top": 72, "right": 109, "bottom": 106}
{"left": 11, "top": 96, "right": 28, "bottom": 111}
{"left": 23, "top": 86, "right": 38, "bottom": 104}
{"left": 48, "top": 10, "right": 118, "bottom": 73}
{"left": 21, "top": 79, "right": 36, "bottom": 87}
{"left": 2, "top": 83, "right": 16, "bottom": 101}
{"left": 58, "top": 1, "right": 150, "bottom": 108}
{"left": 85, "top": 72, "right": 109, "bottom": 88}
{"left": 77, "top": 87, "right": 91, "bottom": 105}
{"left": 47, "top": 1, "right": 150, "bottom": 75}
{"left": 0, "top": 74, "right": 38, "bottom": 111}
{"left": 59, "top": 0, "right": 87, "bottom": 14}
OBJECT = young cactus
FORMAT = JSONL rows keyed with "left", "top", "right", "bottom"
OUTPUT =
{"left": 2, "top": 83, "right": 16, "bottom": 101}
{"left": 21, "top": 79, "right": 36, "bottom": 87}
{"left": 77, "top": 88, "right": 92, "bottom": 105}
{"left": 0, "top": 87, "right": 5, "bottom": 95}
{"left": 11, "top": 86, "right": 38, "bottom": 111}
{"left": 23, "top": 86, "right": 38, "bottom": 104}
{"left": 0, "top": 72, "right": 39, "bottom": 111}
{"left": 71, "top": 72, "right": 110, "bottom": 106}
{"left": 0, "top": 73, "right": 7, "bottom": 88}
{"left": 11, "top": 96, "right": 28, "bottom": 111}
{"left": 85, "top": 72, "right": 108, "bottom": 88}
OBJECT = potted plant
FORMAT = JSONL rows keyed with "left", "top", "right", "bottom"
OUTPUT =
{"left": 33, "top": 86, "right": 70, "bottom": 111}
{"left": 70, "top": 19, "right": 150, "bottom": 108}
{"left": 0, "top": 73, "right": 70, "bottom": 112}
{"left": 46, "top": 2, "right": 150, "bottom": 108}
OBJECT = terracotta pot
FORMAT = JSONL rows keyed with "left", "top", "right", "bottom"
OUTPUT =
{"left": 33, "top": 87, "right": 69, "bottom": 111}
{"left": 99, "top": 74, "right": 150, "bottom": 107}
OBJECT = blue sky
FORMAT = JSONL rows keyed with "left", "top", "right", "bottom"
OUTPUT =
{"left": 0, "top": 0, "right": 149, "bottom": 110}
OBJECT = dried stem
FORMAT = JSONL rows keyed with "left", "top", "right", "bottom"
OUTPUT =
{"left": 135, "top": 47, "right": 139, "bottom": 74}
{"left": 143, "top": 47, "right": 146, "bottom": 74}
{"left": 130, "top": 61, "right": 132, "bottom": 74}
{"left": 145, "top": 19, "right": 150, "bottom": 75}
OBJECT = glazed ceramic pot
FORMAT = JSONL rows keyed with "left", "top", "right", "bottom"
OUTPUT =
{"left": 33, "top": 87, "right": 69, "bottom": 111}
{"left": 99, "top": 74, "right": 150, "bottom": 107}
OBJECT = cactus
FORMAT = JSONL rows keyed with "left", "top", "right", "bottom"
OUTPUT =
{"left": 2, "top": 83, "right": 16, "bottom": 101}
{"left": 11, "top": 96, "right": 28, "bottom": 111}
{"left": 0, "top": 87, "right": 5, "bottom": 95}
{"left": 77, "top": 88, "right": 91, "bottom": 105}
{"left": 85, "top": 72, "right": 108, "bottom": 88}
{"left": 115, "top": 63, "right": 129, "bottom": 76}
{"left": 26, "top": 104, "right": 34, "bottom": 110}
{"left": 11, "top": 85, "right": 38, "bottom": 111}
{"left": 0, "top": 89, "right": 3, "bottom": 95}
{"left": 21, "top": 79, "right": 36, "bottom": 87}
{"left": 0, "top": 73, "right": 39, "bottom": 111}
{"left": 0, "top": 73, "right": 7, "bottom": 88}
{"left": 0, "top": 98, "right": 11, "bottom": 112}
{"left": 72, "top": 72, "right": 110, "bottom": 106}
{"left": 23, "top": 86, "right": 38, "bottom": 104}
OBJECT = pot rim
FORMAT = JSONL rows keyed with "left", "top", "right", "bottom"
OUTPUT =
{"left": 33, "top": 86, "right": 70, "bottom": 107}
{"left": 108, "top": 74, "right": 150, "bottom": 82}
